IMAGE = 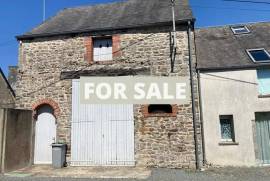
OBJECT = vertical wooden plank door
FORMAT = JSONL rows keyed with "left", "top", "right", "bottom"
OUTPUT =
{"left": 71, "top": 80, "right": 135, "bottom": 166}
{"left": 255, "top": 112, "right": 270, "bottom": 165}
{"left": 34, "top": 105, "right": 57, "bottom": 164}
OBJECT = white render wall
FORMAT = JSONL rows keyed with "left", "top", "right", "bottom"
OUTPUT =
{"left": 200, "top": 69, "right": 270, "bottom": 166}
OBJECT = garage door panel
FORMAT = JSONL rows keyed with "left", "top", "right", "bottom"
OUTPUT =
{"left": 71, "top": 80, "right": 135, "bottom": 166}
{"left": 71, "top": 121, "right": 96, "bottom": 166}
{"left": 108, "top": 119, "right": 135, "bottom": 166}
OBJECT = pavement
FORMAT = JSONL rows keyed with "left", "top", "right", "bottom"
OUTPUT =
{"left": 1, "top": 166, "right": 270, "bottom": 181}
{"left": 3, "top": 166, "right": 151, "bottom": 179}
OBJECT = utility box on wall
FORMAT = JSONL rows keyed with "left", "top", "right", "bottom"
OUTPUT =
{"left": 0, "top": 109, "right": 33, "bottom": 173}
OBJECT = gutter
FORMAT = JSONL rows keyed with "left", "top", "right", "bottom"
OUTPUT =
{"left": 197, "top": 64, "right": 270, "bottom": 72}
{"left": 194, "top": 29, "right": 206, "bottom": 165}
{"left": 16, "top": 18, "right": 196, "bottom": 40}
{"left": 187, "top": 21, "right": 200, "bottom": 170}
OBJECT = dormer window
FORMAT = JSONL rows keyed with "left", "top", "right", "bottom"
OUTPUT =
{"left": 247, "top": 49, "right": 270, "bottom": 63}
{"left": 231, "top": 26, "right": 250, "bottom": 35}
{"left": 93, "top": 38, "right": 112, "bottom": 61}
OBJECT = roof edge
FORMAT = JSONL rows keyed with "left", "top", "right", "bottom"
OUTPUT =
{"left": 16, "top": 18, "right": 195, "bottom": 40}
{"left": 0, "top": 67, "right": 15, "bottom": 98}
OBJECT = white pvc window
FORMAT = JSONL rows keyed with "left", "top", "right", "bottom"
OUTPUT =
{"left": 93, "top": 38, "right": 112, "bottom": 61}
{"left": 247, "top": 49, "right": 270, "bottom": 63}
{"left": 231, "top": 26, "right": 250, "bottom": 35}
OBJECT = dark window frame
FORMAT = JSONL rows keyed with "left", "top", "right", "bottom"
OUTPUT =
{"left": 219, "top": 115, "right": 236, "bottom": 143}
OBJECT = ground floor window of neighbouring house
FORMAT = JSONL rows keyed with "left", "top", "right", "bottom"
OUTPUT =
{"left": 220, "top": 115, "right": 235, "bottom": 142}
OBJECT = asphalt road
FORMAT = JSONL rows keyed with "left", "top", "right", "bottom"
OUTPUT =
{"left": 1, "top": 167, "right": 270, "bottom": 181}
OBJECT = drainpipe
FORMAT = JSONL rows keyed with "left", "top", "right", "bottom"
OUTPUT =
{"left": 0, "top": 109, "right": 7, "bottom": 173}
{"left": 187, "top": 20, "right": 200, "bottom": 170}
{"left": 197, "top": 70, "right": 206, "bottom": 165}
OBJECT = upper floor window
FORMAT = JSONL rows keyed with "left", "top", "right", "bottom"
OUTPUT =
{"left": 231, "top": 25, "right": 250, "bottom": 35}
{"left": 220, "top": 115, "right": 235, "bottom": 142}
{"left": 257, "top": 69, "right": 270, "bottom": 96}
{"left": 93, "top": 38, "right": 112, "bottom": 62}
{"left": 247, "top": 49, "right": 270, "bottom": 63}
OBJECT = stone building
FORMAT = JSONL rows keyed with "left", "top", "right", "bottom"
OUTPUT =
{"left": 15, "top": 0, "right": 200, "bottom": 168}
{"left": 0, "top": 68, "right": 15, "bottom": 108}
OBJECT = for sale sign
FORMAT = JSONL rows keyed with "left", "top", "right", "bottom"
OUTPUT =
{"left": 80, "top": 76, "right": 190, "bottom": 104}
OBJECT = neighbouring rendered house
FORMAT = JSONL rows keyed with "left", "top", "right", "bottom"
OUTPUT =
{"left": 15, "top": 0, "right": 201, "bottom": 169}
{"left": 196, "top": 22, "right": 270, "bottom": 166}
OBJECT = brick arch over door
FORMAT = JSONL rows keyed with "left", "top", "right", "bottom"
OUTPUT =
{"left": 32, "top": 98, "right": 61, "bottom": 119}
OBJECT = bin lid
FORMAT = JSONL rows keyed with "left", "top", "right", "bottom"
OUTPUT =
{"left": 52, "top": 143, "right": 66, "bottom": 147}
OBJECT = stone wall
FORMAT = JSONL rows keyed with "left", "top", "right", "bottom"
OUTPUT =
{"left": 15, "top": 25, "right": 200, "bottom": 168}
{"left": 0, "top": 71, "right": 15, "bottom": 109}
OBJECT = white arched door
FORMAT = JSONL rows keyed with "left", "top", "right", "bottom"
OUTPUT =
{"left": 34, "top": 105, "right": 57, "bottom": 164}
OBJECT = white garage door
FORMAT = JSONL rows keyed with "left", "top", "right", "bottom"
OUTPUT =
{"left": 71, "top": 80, "right": 135, "bottom": 166}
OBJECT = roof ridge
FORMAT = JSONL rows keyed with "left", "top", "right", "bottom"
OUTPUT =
{"left": 63, "top": 0, "right": 129, "bottom": 11}
{"left": 17, "top": 0, "right": 194, "bottom": 39}
{"left": 196, "top": 21, "right": 270, "bottom": 30}
{"left": 25, "top": 1, "right": 128, "bottom": 35}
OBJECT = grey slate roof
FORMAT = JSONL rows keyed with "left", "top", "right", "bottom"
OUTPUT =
{"left": 196, "top": 22, "right": 270, "bottom": 71}
{"left": 17, "top": 0, "right": 193, "bottom": 39}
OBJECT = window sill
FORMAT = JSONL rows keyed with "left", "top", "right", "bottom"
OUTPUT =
{"left": 258, "top": 94, "right": 270, "bottom": 98}
{"left": 144, "top": 113, "right": 177, "bottom": 118}
{"left": 219, "top": 142, "right": 239, "bottom": 146}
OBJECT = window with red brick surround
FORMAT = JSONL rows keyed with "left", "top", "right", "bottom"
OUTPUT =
{"left": 84, "top": 35, "right": 121, "bottom": 64}
{"left": 142, "top": 104, "right": 178, "bottom": 118}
